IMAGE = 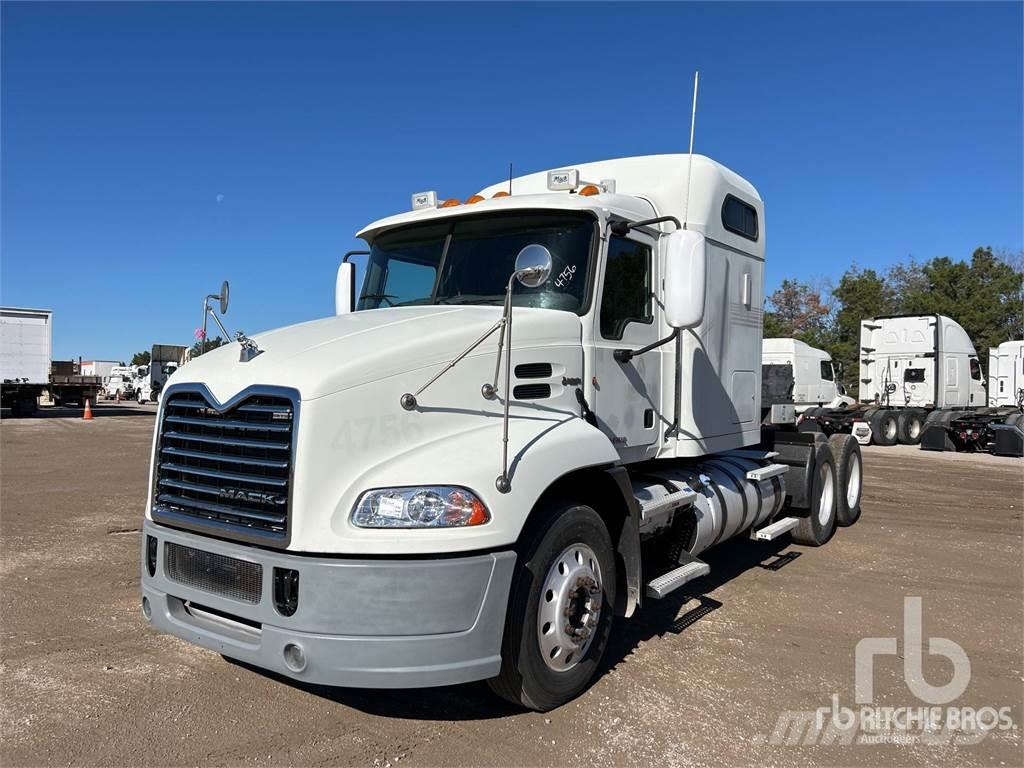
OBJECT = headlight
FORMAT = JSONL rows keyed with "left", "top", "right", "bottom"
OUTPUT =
{"left": 351, "top": 486, "right": 490, "bottom": 528}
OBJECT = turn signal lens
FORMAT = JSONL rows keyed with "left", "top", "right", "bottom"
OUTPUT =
{"left": 464, "top": 194, "right": 485, "bottom": 204}
{"left": 440, "top": 198, "right": 461, "bottom": 208}
{"left": 578, "top": 184, "right": 600, "bottom": 196}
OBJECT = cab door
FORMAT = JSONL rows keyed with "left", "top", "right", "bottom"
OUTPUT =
{"left": 591, "top": 231, "right": 662, "bottom": 458}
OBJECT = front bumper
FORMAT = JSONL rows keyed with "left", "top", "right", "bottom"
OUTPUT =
{"left": 141, "top": 521, "right": 516, "bottom": 688}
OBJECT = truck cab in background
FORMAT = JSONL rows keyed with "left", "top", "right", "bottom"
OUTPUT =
{"left": 140, "top": 154, "right": 864, "bottom": 710}
{"left": 134, "top": 345, "right": 188, "bottom": 404}
{"left": 798, "top": 314, "right": 1021, "bottom": 455}
{"left": 859, "top": 314, "right": 986, "bottom": 410}
{"left": 761, "top": 337, "right": 852, "bottom": 412}
{"left": 987, "top": 340, "right": 1024, "bottom": 409}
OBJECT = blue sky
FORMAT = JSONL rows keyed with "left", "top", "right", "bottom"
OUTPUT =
{"left": 2, "top": 1, "right": 1021, "bottom": 360}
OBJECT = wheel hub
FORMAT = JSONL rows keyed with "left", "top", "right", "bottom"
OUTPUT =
{"left": 537, "top": 544, "right": 602, "bottom": 672}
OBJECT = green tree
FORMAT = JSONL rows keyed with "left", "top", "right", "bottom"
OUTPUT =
{"left": 190, "top": 336, "right": 226, "bottom": 358}
{"left": 763, "top": 279, "right": 835, "bottom": 349}
{"left": 130, "top": 350, "right": 150, "bottom": 366}
{"left": 830, "top": 267, "right": 895, "bottom": 397}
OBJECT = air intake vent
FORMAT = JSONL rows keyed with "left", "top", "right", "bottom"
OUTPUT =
{"left": 153, "top": 389, "right": 296, "bottom": 546}
{"left": 165, "top": 542, "right": 263, "bottom": 604}
{"left": 514, "top": 362, "right": 553, "bottom": 379}
{"left": 513, "top": 383, "right": 551, "bottom": 400}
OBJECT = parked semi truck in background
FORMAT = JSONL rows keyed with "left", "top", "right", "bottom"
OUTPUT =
{"left": 133, "top": 344, "right": 188, "bottom": 404}
{"left": 797, "top": 314, "right": 989, "bottom": 446}
{"left": 761, "top": 338, "right": 853, "bottom": 412}
{"left": 1, "top": 307, "right": 103, "bottom": 416}
{"left": 140, "top": 154, "right": 864, "bottom": 710}
{"left": 919, "top": 338, "right": 1023, "bottom": 456}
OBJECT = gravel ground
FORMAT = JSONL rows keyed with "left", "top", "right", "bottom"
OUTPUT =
{"left": 1, "top": 404, "right": 1021, "bottom": 767}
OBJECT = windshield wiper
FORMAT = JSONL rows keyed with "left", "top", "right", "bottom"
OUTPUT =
{"left": 437, "top": 295, "right": 505, "bottom": 306}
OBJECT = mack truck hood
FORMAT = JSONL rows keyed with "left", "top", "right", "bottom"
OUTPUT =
{"left": 171, "top": 306, "right": 582, "bottom": 403}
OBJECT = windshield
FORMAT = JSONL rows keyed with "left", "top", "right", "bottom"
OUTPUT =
{"left": 358, "top": 212, "right": 595, "bottom": 313}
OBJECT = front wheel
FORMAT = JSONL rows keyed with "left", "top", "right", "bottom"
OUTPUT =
{"left": 488, "top": 503, "right": 616, "bottom": 711}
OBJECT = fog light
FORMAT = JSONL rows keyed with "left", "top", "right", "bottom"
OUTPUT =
{"left": 283, "top": 643, "right": 306, "bottom": 672}
{"left": 142, "top": 596, "right": 152, "bottom": 620}
{"left": 146, "top": 535, "right": 157, "bottom": 577}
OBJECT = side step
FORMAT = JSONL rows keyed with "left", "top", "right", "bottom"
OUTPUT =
{"left": 645, "top": 555, "right": 710, "bottom": 599}
{"left": 638, "top": 485, "right": 697, "bottom": 522}
{"left": 745, "top": 463, "right": 788, "bottom": 482}
{"left": 753, "top": 516, "right": 800, "bottom": 541}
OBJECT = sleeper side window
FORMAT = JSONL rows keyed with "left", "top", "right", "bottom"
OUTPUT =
{"left": 600, "top": 237, "right": 652, "bottom": 340}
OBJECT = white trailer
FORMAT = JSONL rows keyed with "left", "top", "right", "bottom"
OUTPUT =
{"left": 140, "top": 153, "right": 864, "bottom": 710}
{"left": 0, "top": 307, "right": 52, "bottom": 416}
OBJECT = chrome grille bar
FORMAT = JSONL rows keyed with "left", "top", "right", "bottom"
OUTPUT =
{"left": 152, "top": 387, "right": 297, "bottom": 546}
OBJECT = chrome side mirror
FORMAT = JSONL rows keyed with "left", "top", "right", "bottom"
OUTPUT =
{"left": 513, "top": 244, "right": 553, "bottom": 288}
{"left": 219, "top": 281, "right": 230, "bottom": 315}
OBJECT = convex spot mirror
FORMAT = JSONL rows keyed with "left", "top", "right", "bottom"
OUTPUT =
{"left": 219, "top": 281, "right": 230, "bottom": 315}
{"left": 663, "top": 229, "right": 706, "bottom": 329}
{"left": 514, "top": 244, "right": 553, "bottom": 288}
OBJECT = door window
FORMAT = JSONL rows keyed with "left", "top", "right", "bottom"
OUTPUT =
{"left": 820, "top": 361, "right": 834, "bottom": 381}
{"left": 600, "top": 237, "right": 652, "bottom": 340}
{"left": 969, "top": 358, "right": 982, "bottom": 380}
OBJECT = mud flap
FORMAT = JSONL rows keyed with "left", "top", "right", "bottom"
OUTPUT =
{"left": 920, "top": 424, "right": 955, "bottom": 452}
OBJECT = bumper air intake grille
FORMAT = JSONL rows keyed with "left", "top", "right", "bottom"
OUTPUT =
{"left": 164, "top": 542, "right": 263, "bottom": 604}
{"left": 153, "top": 389, "right": 296, "bottom": 545}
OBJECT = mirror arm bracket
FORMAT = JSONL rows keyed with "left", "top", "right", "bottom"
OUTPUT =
{"left": 614, "top": 328, "right": 679, "bottom": 364}
{"left": 609, "top": 216, "right": 682, "bottom": 237}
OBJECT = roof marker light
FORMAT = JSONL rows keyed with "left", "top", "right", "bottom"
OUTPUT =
{"left": 440, "top": 198, "right": 461, "bottom": 208}
{"left": 547, "top": 169, "right": 579, "bottom": 191}
{"left": 578, "top": 185, "right": 600, "bottom": 197}
{"left": 464, "top": 194, "right": 485, "bottom": 205}
{"left": 411, "top": 191, "right": 438, "bottom": 210}
{"left": 492, "top": 191, "right": 510, "bottom": 198}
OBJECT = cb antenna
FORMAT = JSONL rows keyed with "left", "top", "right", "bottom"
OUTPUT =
{"left": 508, "top": 162, "right": 513, "bottom": 195}
{"left": 683, "top": 70, "right": 699, "bottom": 230}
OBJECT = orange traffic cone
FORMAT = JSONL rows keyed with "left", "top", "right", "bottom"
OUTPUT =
{"left": 83, "top": 398, "right": 94, "bottom": 420}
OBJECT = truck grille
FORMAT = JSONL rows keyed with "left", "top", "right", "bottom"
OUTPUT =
{"left": 152, "top": 389, "right": 296, "bottom": 545}
{"left": 164, "top": 542, "right": 263, "bottom": 604}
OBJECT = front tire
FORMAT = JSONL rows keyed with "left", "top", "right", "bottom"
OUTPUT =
{"left": 488, "top": 503, "right": 616, "bottom": 711}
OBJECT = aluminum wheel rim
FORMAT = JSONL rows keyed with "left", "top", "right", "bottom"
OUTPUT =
{"left": 909, "top": 418, "right": 920, "bottom": 440}
{"left": 818, "top": 463, "right": 835, "bottom": 526}
{"left": 537, "top": 543, "right": 602, "bottom": 673}
{"left": 846, "top": 452, "right": 862, "bottom": 509}
{"left": 884, "top": 418, "right": 897, "bottom": 441}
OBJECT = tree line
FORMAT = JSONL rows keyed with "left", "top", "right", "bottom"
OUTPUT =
{"left": 763, "top": 246, "right": 1023, "bottom": 396}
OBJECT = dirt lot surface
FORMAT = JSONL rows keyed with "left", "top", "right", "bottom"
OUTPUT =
{"left": 2, "top": 405, "right": 1022, "bottom": 767}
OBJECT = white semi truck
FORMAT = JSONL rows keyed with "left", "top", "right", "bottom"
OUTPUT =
{"left": 140, "top": 154, "right": 864, "bottom": 710}
{"left": 134, "top": 345, "right": 188, "bottom": 404}
{"left": 761, "top": 337, "right": 853, "bottom": 412}
{"left": 918, "top": 339, "right": 1024, "bottom": 456}
{"left": 798, "top": 314, "right": 988, "bottom": 446}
